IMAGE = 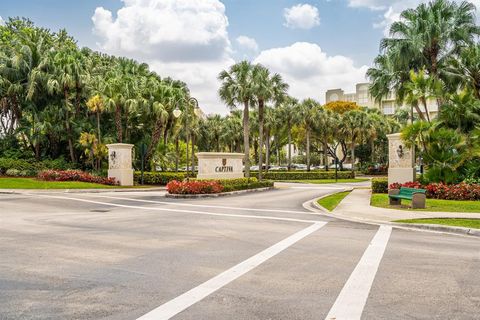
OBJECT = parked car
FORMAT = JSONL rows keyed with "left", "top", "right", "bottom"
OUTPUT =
{"left": 292, "top": 164, "right": 307, "bottom": 170}
{"left": 269, "top": 166, "right": 288, "bottom": 171}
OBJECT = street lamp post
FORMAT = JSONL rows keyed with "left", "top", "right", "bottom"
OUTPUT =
{"left": 173, "top": 97, "right": 200, "bottom": 178}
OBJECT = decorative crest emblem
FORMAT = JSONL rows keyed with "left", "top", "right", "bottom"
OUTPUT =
{"left": 222, "top": 158, "right": 227, "bottom": 166}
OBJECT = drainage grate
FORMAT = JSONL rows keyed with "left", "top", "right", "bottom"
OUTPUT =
{"left": 90, "top": 209, "right": 110, "bottom": 213}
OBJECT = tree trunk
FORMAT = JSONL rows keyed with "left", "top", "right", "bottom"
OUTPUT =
{"left": 306, "top": 129, "right": 311, "bottom": 171}
{"left": 371, "top": 139, "right": 375, "bottom": 163}
{"left": 323, "top": 140, "right": 329, "bottom": 171}
{"left": 287, "top": 124, "right": 292, "bottom": 171}
{"left": 96, "top": 111, "right": 102, "bottom": 144}
{"left": 265, "top": 132, "right": 270, "bottom": 172}
{"left": 115, "top": 104, "right": 123, "bottom": 143}
{"left": 145, "top": 118, "right": 163, "bottom": 164}
{"left": 175, "top": 136, "right": 179, "bottom": 172}
{"left": 258, "top": 99, "right": 264, "bottom": 180}
{"left": 243, "top": 101, "right": 250, "bottom": 178}
{"left": 421, "top": 97, "right": 431, "bottom": 123}
{"left": 191, "top": 133, "right": 195, "bottom": 176}
{"left": 351, "top": 139, "right": 356, "bottom": 174}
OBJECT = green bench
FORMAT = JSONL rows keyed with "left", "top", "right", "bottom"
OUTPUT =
{"left": 388, "top": 187, "right": 426, "bottom": 209}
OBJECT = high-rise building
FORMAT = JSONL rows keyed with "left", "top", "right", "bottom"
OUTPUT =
{"left": 325, "top": 82, "right": 438, "bottom": 117}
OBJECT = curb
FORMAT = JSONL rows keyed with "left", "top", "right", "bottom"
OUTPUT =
{"left": 305, "top": 188, "right": 354, "bottom": 213}
{"left": 304, "top": 198, "right": 480, "bottom": 239}
{"left": 165, "top": 187, "right": 275, "bottom": 199}
{"left": 0, "top": 187, "right": 166, "bottom": 194}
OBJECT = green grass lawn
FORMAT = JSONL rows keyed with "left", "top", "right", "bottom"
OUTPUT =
{"left": 317, "top": 191, "right": 351, "bottom": 211}
{"left": 0, "top": 177, "right": 119, "bottom": 189}
{"left": 395, "top": 218, "right": 480, "bottom": 229}
{"left": 279, "top": 178, "right": 369, "bottom": 184}
{"left": 371, "top": 193, "right": 480, "bottom": 213}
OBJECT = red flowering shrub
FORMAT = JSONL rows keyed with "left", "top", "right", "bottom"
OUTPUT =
{"left": 38, "top": 170, "right": 118, "bottom": 185}
{"left": 389, "top": 181, "right": 422, "bottom": 190}
{"left": 167, "top": 180, "right": 223, "bottom": 194}
{"left": 388, "top": 181, "right": 480, "bottom": 200}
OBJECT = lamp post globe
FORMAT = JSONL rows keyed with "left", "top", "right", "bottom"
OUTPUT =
{"left": 173, "top": 107, "right": 182, "bottom": 118}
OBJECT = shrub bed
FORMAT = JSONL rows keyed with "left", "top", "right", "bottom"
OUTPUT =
{"left": 262, "top": 171, "right": 354, "bottom": 180}
{"left": 383, "top": 180, "right": 480, "bottom": 201}
{"left": 134, "top": 171, "right": 189, "bottom": 185}
{"left": 0, "top": 158, "right": 74, "bottom": 176}
{"left": 167, "top": 180, "right": 223, "bottom": 195}
{"left": 372, "top": 178, "right": 388, "bottom": 193}
{"left": 167, "top": 177, "right": 274, "bottom": 194}
{"left": 38, "top": 170, "right": 117, "bottom": 186}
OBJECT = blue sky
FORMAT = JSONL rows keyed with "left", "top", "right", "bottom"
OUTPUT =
{"left": 1, "top": 0, "right": 477, "bottom": 114}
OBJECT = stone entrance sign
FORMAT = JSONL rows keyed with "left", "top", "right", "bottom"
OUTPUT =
{"left": 196, "top": 152, "right": 244, "bottom": 179}
{"left": 387, "top": 133, "right": 415, "bottom": 186}
{"left": 107, "top": 143, "right": 134, "bottom": 186}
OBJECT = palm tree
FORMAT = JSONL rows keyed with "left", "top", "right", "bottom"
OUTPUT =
{"left": 445, "top": 44, "right": 480, "bottom": 99}
{"left": 370, "top": 0, "right": 480, "bottom": 110}
{"left": 86, "top": 95, "right": 104, "bottom": 144}
{"left": 404, "top": 69, "right": 441, "bottom": 122}
{"left": 298, "top": 99, "right": 320, "bottom": 171}
{"left": 342, "top": 109, "right": 364, "bottom": 173}
{"left": 277, "top": 97, "right": 299, "bottom": 171}
{"left": 218, "top": 61, "right": 255, "bottom": 178}
{"left": 252, "top": 64, "right": 289, "bottom": 179}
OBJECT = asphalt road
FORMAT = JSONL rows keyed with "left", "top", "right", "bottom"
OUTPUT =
{"left": 0, "top": 183, "right": 479, "bottom": 320}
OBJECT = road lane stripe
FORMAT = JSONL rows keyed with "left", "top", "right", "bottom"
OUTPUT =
{"left": 32, "top": 194, "right": 323, "bottom": 224}
{"left": 325, "top": 225, "right": 392, "bottom": 320}
{"left": 84, "top": 194, "right": 313, "bottom": 215}
{"left": 136, "top": 222, "right": 327, "bottom": 320}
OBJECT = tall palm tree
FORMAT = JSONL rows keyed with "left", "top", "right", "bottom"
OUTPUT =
{"left": 404, "top": 69, "right": 441, "bottom": 122}
{"left": 252, "top": 64, "right": 289, "bottom": 179}
{"left": 370, "top": 0, "right": 480, "bottom": 110}
{"left": 277, "top": 97, "right": 299, "bottom": 171}
{"left": 218, "top": 61, "right": 255, "bottom": 178}
{"left": 445, "top": 44, "right": 480, "bottom": 99}
{"left": 298, "top": 98, "right": 320, "bottom": 171}
{"left": 342, "top": 109, "right": 363, "bottom": 173}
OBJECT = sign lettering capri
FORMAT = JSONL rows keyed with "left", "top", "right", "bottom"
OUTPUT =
{"left": 196, "top": 152, "right": 244, "bottom": 179}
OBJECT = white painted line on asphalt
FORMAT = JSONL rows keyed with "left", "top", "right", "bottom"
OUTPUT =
{"left": 33, "top": 194, "right": 323, "bottom": 224}
{"left": 136, "top": 221, "right": 327, "bottom": 320}
{"left": 84, "top": 194, "right": 313, "bottom": 215}
{"left": 325, "top": 225, "right": 392, "bottom": 320}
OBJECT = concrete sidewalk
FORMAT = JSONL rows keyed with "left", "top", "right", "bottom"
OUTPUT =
{"left": 333, "top": 189, "right": 480, "bottom": 222}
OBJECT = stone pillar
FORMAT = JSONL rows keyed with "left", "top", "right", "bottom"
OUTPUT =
{"left": 107, "top": 143, "right": 134, "bottom": 186}
{"left": 387, "top": 133, "right": 415, "bottom": 186}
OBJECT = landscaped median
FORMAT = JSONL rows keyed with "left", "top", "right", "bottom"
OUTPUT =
{"left": 317, "top": 191, "right": 351, "bottom": 211}
{"left": 166, "top": 178, "right": 274, "bottom": 198}
{"left": 395, "top": 218, "right": 480, "bottom": 230}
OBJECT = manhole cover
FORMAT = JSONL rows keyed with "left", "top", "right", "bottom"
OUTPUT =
{"left": 90, "top": 209, "right": 110, "bottom": 213}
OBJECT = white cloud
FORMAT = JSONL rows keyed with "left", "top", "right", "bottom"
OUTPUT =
{"left": 92, "top": 0, "right": 233, "bottom": 114}
{"left": 283, "top": 4, "right": 320, "bottom": 29}
{"left": 254, "top": 42, "right": 368, "bottom": 103}
{"left": 236, "top": 35, "right": 259, "bottom": 52}
{"left": 92, "top": 0, "right": 230, "bottom": 62}
{"left": 349, "top": 0, "right": 480, "bottom": 34}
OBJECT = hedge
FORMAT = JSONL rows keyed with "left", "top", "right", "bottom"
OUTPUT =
{"left": 372, "top": 178, "right": 388, "bottom": 193}
{"left": 261, "top": 171, "right": 354, "bottom": 180}
{"left": 0, "top": 158, "right": 74, "bottom": 176}
{"left": 134, "top": 171, "right": 189, "bottom": 185}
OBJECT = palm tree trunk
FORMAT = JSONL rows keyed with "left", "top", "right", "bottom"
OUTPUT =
{"left": 351, "top": 140, "right": 356, "bottom": 174}
{"left": 145, "top": 118, "right": 163, "bottom": 164}
{"left": 306, "top": 129, "right": 311, "bottom": 172}
{"left": 288, "top": 124, "right": 292, "bottom": 171}
{"left": 265, "top": 132, "right": 270, "bottom": 171}
{"left": 96, "top": 111, "right": 102, "bottom": 144}
{"left": 115, "top": 104, "right": 123, "bottom": 143}
{"left": 258, "top": 100, "right": 264, "bottom": 180}
{"left": 243, "top": 101, "right": 250, "bottom": 178}
{"left": 421, "top": 98, "right": 431, "bottom": 123}
{"left": 371, "top": 139, "right": 375, "bottom": 163}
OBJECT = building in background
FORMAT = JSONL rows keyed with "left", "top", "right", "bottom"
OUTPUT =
{"left": 325, "top": 82, "right": 438, "bottom": 117}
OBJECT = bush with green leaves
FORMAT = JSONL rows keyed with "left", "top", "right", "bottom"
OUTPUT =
{"left": 262, "top": 171, "right": 354, "bottom": 180}
{"left": 0, "top": 158, "right": 74, "bottom": 176}
{"left": 134, "top": 171, "right": 189, "bottom": 185}
{"left": 372, "top": 178, "right": 388, "bottom": 193}
{"left": 192, "top": 177, "right": 273, "bottom": 192}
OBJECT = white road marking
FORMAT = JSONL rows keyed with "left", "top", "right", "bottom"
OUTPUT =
{"left": 136, "top": 222, "right": 327, "bottom": 320}
{"left": 325, "top": 225, "right": 392, "bottom": 320}
{"left": 83, "top": 194, "right": 312, "bottom": 215}
{"left": 33, "top": 194, "right": 323, "bottom": 224}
